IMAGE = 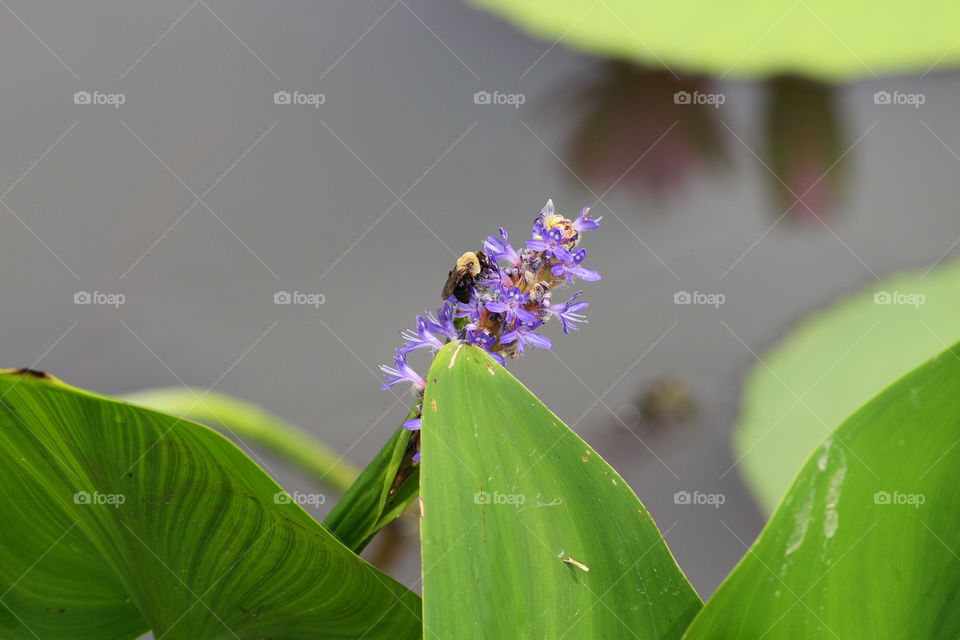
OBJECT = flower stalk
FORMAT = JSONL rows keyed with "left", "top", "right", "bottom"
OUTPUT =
{"left": 379, "top": 199, "right": 601, "bottom": 462}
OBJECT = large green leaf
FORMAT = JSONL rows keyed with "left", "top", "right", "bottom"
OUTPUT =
{"left": 420, "top": 343, "right": 701, "bottom": 639}
{"left": 125, "top": 388, "right": 420, "bottom": 553}
{"left": 471, "top": 0, "right": 960, "bottom": 79}
{"left": 736, "top": 258, "right": 960, "bottom": 512}
{"left": 0, "top": 369, "right": 420, "bottom": 640}
{"left": 122, "top": 388, "right": 360, "bottom": 493}
{"left": 684, "top": 342, "right": 960, "bottom": 639}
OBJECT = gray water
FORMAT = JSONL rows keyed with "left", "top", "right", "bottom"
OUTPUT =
{"left": 1, "top": 0, "right": 957, "bottom": 626}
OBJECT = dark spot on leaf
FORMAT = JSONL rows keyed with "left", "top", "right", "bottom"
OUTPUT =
{"left": 12, "top": 368, "right": 49, "bottom": 379}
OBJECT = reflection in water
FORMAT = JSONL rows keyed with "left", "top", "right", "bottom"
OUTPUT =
{"left": 764, "top": 76, "right": 845, "bottom": 219}
{"left": 639, "top": 377, "right": 698, "bottom": 426}
{"left": 612, "top": 376, "right": 698, "bottom": 436}
{"left": 563, "top": 63, "right": 845, "bottom": 217}
{"left": 566, "top": 63, "right": 726, "bottom": 200}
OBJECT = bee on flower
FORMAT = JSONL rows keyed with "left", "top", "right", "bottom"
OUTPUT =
{"left": 378, "top": 200, "right": 601, "bottom": 460}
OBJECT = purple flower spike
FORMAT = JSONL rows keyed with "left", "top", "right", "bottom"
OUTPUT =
{"left": 380, "top": 199, "right": 601, "bottom": 458}
{"left": 379, "top": 349, "right": 426, "bottom": 392}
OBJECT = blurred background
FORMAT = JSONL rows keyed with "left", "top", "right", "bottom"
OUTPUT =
{"left": 1, "top": 0, "right": 958, "bottom": 601}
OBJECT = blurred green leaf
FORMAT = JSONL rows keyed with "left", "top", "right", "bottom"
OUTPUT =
{"left": 735, "top": 259, "right": 960, "bottom": 512}
{"left": 0, "top": 370, "right": 420, "bottom": 639}
{"left": 123, "top": 387, "right": 360, "bottom": 492}
{"left": 685, "top": 342, "right": 960, "bottom": 638}
{"left": 420, "top": 344, "right": 701, "bottom": 639}
{"left": 471, "top": 0, "right": 960, "bottom": 79}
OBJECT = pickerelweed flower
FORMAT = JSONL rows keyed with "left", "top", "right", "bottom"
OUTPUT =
{"left": 379, "top": 199, "right": 601, "bottom": 462}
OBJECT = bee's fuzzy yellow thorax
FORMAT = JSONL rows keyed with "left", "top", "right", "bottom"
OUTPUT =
{"left": 456, "top": 252, "right": 481, "bottom": 276}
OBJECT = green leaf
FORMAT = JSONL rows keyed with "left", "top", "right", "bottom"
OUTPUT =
{"left": 735, "top": 259, "right": 960, "bottom": 512}
{"left": 324, "top": 417, "right": 420, "bottom": 553}
{"left": 122, "top": 388, "right": 360, "bottom": 493}
{"left": 470, "top": 0, "right": 960, "bottom": 79}
{"left": 684, "top": 343, "right": 960, "bottom": 639}
{"left": 420, "top": 344, "right": 701, "bottom": 639}
{"left": 0, "top": 370, "right": 421, "bottom": 640}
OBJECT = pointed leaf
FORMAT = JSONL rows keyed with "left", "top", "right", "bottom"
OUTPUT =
{"left": 685, "top": 344, "right": 960, "bottom": 639}
{"left": 420, "top": 344, "right": 701, "bottom": 639}
{"left": 736, "top": 259, "right": 960, "bottom": 512}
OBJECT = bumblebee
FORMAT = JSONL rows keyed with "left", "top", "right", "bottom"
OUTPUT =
{"left": 442, "top": 250, "right": 490, "bottom": 303}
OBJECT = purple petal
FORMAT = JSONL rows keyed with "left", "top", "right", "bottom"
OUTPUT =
{"left": 402, "top": 417, "right": 422, "bottom": 431}
{"left": 485, "top": 301, "right": 509, "bottom": 313}
{"left": 572, "top": 266, "right": 601, "bottom": 281}
{"left": 526, "top": 238, "right": 549, "bottom": 251}
{"left": 540, "top": 199, "right": 555, "bottom": 218}
{"left": 525, "top": 332, "right": 553, "bottom": 350}
{"left": 515, "top": 307, "right": 538, "bottom": 323}
{"left": 552, "top": 246, "right": 573, "bottom": 262}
